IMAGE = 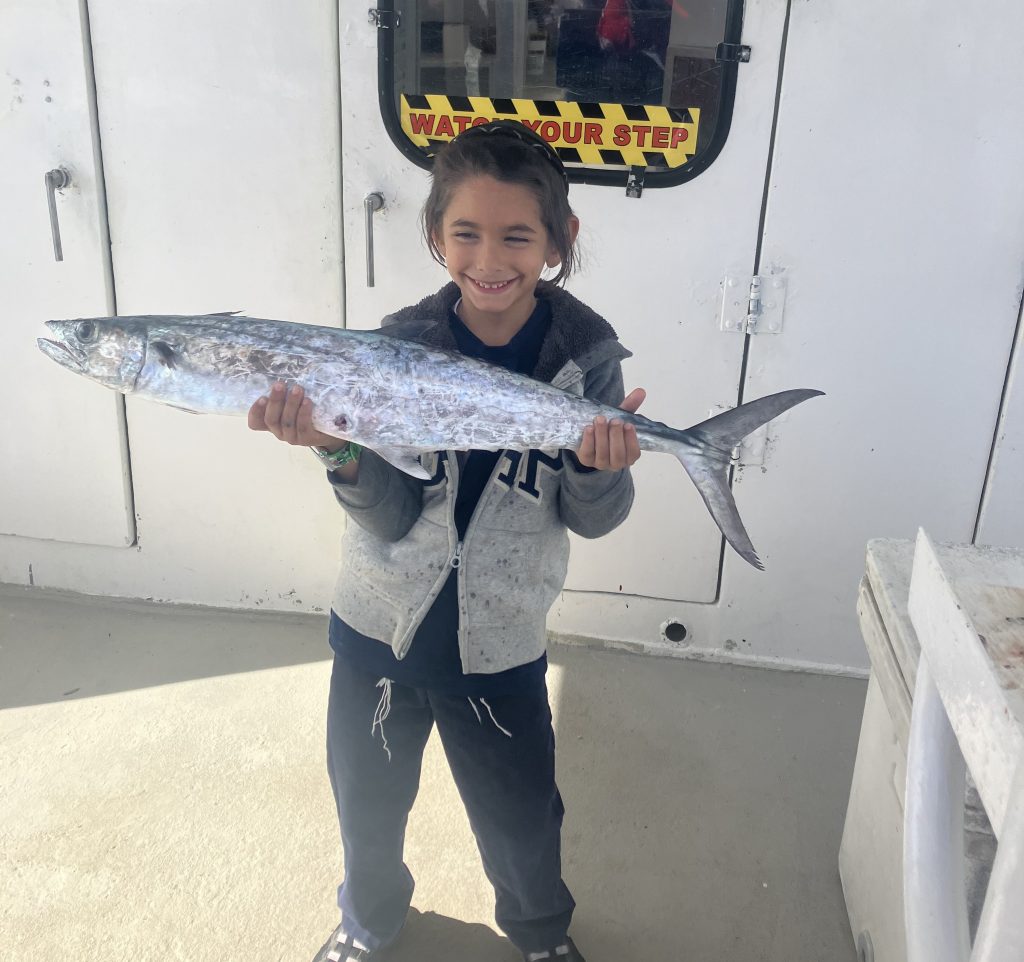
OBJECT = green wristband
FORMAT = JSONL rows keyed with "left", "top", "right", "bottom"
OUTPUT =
{"left": 312, "top": 442, "right": 362, "bottom": 470}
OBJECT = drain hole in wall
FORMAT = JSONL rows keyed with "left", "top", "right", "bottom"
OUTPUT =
{"left": 662, "top": 621, "right": 687, "bottom": 644}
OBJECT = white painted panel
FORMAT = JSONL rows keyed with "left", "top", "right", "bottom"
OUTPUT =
{"left": 23, "top": 0, "right": 347, "bottom": 608}
{"left": 340, "top": 1, "right": 789, "bottom": 602}
{"left": 5, "top": 1, "right": 1014, "bottom": 685}
{"left": 722, "top": 0, "right": 1024, "bottom": 667}
{"left": 0, "top": 0, "right": 132, "bottom": 546}
{"left": 978, "top": 317, "right": 1024, "bottom": 549}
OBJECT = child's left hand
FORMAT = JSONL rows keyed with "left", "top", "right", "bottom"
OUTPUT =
{"left": 575, "top": 388, "right": 646, "bottom": 471}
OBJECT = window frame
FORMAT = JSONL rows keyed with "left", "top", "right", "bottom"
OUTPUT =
{"left": 374, "top": 0, "right": 747, "bottom": 189}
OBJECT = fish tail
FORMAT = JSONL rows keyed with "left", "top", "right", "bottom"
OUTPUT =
{"left": 657, "top": 389, "right": 824, "bottom": 570}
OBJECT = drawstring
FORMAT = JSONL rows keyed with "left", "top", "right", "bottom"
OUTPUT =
{"left": 467, "top": 697, "right": 513, "bottom": 738}
{"left": 372, "top": 683, "right": 515, "bottom": 757}
{"left": 482, "top": 698, "right": 513, "bottom": 737}
{"left": 372, "top": 678, "right": 393, "bottom": 761}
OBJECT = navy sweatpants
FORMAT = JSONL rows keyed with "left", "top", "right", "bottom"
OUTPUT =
{"left": 325, "top": 653, "right": 576, "bottom": 954}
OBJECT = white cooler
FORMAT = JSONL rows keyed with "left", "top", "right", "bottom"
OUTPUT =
{"left": 839, "top": 538, "right": 998, "bottom": 962}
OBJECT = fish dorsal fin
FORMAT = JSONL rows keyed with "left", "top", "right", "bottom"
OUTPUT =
{"left": 372, "top": 445, "right": 432, "bottom": 480}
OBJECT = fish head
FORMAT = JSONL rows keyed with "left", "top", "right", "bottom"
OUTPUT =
{"left": 38, "top": 317, "right": 146, "bottom": 392}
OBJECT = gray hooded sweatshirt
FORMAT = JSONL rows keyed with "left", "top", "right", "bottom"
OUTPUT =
{"left": 329, "top": 281, "right": 634, "bottom": 675}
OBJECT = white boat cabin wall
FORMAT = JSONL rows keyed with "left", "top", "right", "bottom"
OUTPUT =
{"left": 2, "top": 0, "right": 1022, "bottom": 677}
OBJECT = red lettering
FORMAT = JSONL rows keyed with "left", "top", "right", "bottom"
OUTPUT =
{"left": 453, "top": 115, "right": 473, "bottom": 133}
{"left": 584, "top": 122, "right": 602, "bottom": 145}
{"left": 612, "top": 124, "right": 630, "bottom": 147}
{"left": 651, "top": 126, "right": 669, "bottom": 149}
{"left": 670, "top": 127, "right": 689, "bottom": 149}
{"left": 520, "top": 119, "right": 541, "bottom": 133}
{"left": 633, "top": 124, "right": 652, "bottom": 147}
{"left": 408, "top": 112, "right": 436, "bottom": 136}
{"left": 539, "top": 120, "right": 560, "bottom": 141}
{"left": 472, "top": 116, "right": 491, "bottom": 127}
{"left": 434, "top": 115, "right": 454, "bottom": 138}
{"left": 562, "top": 122, "right": 582, "bottom": 145}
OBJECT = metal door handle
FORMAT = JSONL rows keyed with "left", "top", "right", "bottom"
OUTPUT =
{"left": 364, "top": 192, "right": 384, "bottom": 286}
{"left": 45, "top": 167, "right": 72, "bottom": 262}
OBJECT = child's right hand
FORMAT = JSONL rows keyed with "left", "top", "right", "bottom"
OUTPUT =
{"left": 247, "top": 381, "right": 344, "bottom": 450}
{"left": 575, "top": 388, "right": 646, "bottom": 471}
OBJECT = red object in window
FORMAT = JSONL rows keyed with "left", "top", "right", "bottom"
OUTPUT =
{"left": 597, "top": 0, "right": 635, "bottom": 52}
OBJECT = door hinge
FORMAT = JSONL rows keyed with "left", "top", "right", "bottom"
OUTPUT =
{"left": 736, "top": 424, "right": 769, "bottom": 467}
{"left": 716, "top": 43, "right": 752, "bottom": 63}
{"left": 368, "top": 8, "right": 401, "bottom": 29}
{"left": 708, "top": 406, "right": 768, "bottom": 467}
{"left": 720, "top": 273, "right": 787, "bottom": 334}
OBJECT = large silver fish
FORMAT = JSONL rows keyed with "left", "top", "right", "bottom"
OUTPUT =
{"left": 38, "top": 314, "right": 822, "bottom": 569}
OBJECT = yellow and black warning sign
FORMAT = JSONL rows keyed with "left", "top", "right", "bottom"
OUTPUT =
{"left": 400, "top": 94, "right": 700, "bottom": 169}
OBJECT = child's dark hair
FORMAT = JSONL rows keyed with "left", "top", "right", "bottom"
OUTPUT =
{"left": 422, "top": 121, "right": 579, "bottom": 285}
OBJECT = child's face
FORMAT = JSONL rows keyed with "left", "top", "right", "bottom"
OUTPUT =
{"left": 433, "top": 175, "right": 577, "bottom": 339}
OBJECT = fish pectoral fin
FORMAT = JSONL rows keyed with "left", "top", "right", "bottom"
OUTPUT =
{"left": 372, "top": 445, "right": 432, "bottom": 480}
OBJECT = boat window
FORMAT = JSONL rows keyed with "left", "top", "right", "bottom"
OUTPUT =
{"left": 376, "top": 0, "right": 746, "bottom": 189}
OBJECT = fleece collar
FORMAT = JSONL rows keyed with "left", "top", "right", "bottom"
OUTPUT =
{"left": 381, "top": 282, "right": 631, "bottom": 383}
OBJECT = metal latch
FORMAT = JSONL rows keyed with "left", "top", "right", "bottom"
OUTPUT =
{"left": 625, "top": 166, "right": 645, "bottom": 198}
{"left": 736, "top": 424, "right": 769, "bottom": 467}
{"left": 716, "top": 43, "right": 752, "bottom": 63}
{"left": 708, "top": 405, "right": 769, "bottom": 467}
{"left": 720, "top": 273, "right": 787, "bottom": 334}
{"left": 368, "top": 8, "right": 401, "bottom": 28}
{"left": 44, "top": 167, "right": 73, "bottom": 262}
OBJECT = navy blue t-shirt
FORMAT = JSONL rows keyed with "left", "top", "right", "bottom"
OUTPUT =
{"left": 330, "top": 299, "right": 552, "bottom": 694}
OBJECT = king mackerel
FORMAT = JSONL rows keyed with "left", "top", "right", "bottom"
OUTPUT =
{"left": 38, "top": 312, "right": 822, "bottom": 568}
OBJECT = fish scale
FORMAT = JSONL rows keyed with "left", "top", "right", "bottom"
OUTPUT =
{"left": 38, "top": 313, "right": 824, "bottom": 569}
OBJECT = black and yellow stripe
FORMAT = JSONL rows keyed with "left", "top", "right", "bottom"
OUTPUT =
{"left": 400, "top": 94, "right": 700, "bottom": 169}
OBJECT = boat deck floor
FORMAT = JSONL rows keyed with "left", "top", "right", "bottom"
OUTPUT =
{"left": 0, "top": 584, "right": 866, "bottom": 962}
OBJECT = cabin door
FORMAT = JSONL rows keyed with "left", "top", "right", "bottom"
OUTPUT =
{"left": 340, "top": 1, "right": 788, "bottom": 604}
{"left": 0, "top": 0, "right": 134, "bottom": 547}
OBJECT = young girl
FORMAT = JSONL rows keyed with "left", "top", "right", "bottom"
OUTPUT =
{"left": 249, "top": 121, "right": 644, "bottom": 962}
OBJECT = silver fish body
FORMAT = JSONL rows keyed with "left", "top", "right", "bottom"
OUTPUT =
{"left": 38, "top": 314, "right": 823, "bottom": 569}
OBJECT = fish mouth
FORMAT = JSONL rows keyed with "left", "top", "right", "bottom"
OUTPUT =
{"left": 37, "top": 337, "right": 86, "bottom": 370}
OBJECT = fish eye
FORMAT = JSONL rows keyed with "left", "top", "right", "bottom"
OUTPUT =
{"left": 76, "top": 321, "right": 96, "bottom": 342}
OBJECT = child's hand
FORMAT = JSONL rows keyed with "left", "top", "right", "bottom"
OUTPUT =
{"left": 247, "top": 382, "right": 343, "bottom": 450}
{"left": 575, "top": 388, "right": 646, "bottom": 471}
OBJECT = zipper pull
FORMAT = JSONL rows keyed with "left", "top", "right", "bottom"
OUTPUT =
{"left": 451, "top": 542, "right": 464, "bottom": 569}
